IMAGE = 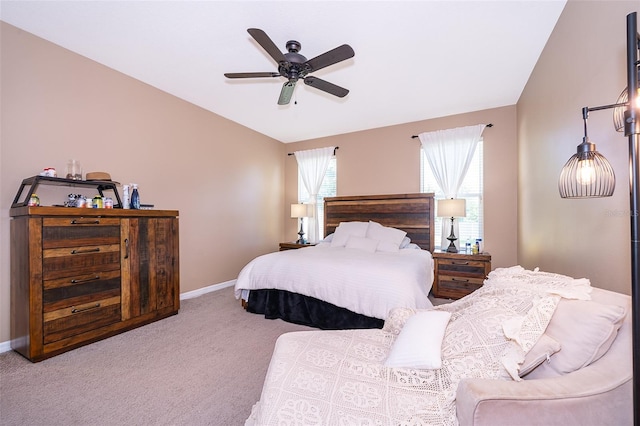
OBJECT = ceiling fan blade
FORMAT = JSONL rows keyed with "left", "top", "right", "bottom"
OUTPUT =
{"left": 247, "top": 28, "right": 287, "bottom": 64}
{"left": 305, "top": 44, "right": 355, "bottom": 73}
{"left": 224, "top": 72, "right": 280, "bottom": 79}
{"left": 278, "top": 81, "right": 296, "bottom": 105}
{"left": 303, "top": 76, "right": 349, "bottom": 98}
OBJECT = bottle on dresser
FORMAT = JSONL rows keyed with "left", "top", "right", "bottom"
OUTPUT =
{"left": 122, "top": 184, "right": 130, "bottom": 209}
{"left": 130, "top": 184, "right": 140, "bottom": 210}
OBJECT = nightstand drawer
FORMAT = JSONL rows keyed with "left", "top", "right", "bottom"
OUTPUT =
{"left": 436, "top": 275, "right": 484, "bottom": 299}
{"left": 437, "top": 259, "right": 487, "bottom": 275}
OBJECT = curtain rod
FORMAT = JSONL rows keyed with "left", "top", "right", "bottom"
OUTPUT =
{"left": 410, "top": 123, "right": 493, "bottom": 139}
{"left": 288, "top": 146, "right": 339, "bottom": 156}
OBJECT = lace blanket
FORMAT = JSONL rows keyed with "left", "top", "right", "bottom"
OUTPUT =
{"left": 246, "top": 266, "right": 592, "bottom": 425}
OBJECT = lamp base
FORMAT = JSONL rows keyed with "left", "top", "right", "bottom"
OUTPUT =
{"left": 446, "top": 216, "right": 458, "bottom": 253}
{"left": 446, "top": 238, "right": 459, "bottom": 253}
{"left": 296, "top": 219, "right": 307, "bottom": 245}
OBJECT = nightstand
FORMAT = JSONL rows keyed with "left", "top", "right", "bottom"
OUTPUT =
{"left": 279, "top": 242, "right": 317, "bottom": 251}
{"left": 431, "top": 251, "right": 491, "bottom": 299}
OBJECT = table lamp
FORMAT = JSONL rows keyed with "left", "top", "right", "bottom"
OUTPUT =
{"left": 437, "top": 198, "right": 466, "bottom": 253}
{"left": 291, "top": 203, "right": 311, "bottom": 244}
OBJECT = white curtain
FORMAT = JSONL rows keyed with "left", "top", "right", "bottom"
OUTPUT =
{"left": 419, "top": 124, "right": 486, "bottom": 250}
{"left": 294, "top": 146, "right": 335, "bottom": 243}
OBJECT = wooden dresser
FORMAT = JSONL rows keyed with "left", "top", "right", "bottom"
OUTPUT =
{"left": 10, "top": 206, "right": 179, "bottom": 362}
{"left": 431, "top": 251, "right": 491, "bottom": 299}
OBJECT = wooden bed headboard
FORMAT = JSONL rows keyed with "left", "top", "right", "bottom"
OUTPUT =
{"left": 323, "top": 193, "right": 435, "bottom": 252}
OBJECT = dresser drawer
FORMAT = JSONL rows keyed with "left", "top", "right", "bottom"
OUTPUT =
{"left": 43, "top": 296, "right": 121, "bottom": 344}
{"left": 43, "top": 268, "right": 121, "bottom": 344}
{"left": 42, "top": 244, "right": 120, "bottom": 280}
{"left": 42, "top": 217, "right": 120, "bottom": 249}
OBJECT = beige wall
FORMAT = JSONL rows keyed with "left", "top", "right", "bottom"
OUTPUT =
{"left": 283, "top": 105, "right": 519, "bottom": 271}
{"left": 0, "top": 22, "right": 285, "bottom": 344}
{"left": 518, "top": 0, "right": 637, "bottom": 295}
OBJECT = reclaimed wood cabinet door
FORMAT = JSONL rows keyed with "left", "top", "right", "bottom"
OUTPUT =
{"left": 121, "top": 217, "right": 180, "bottom": 321}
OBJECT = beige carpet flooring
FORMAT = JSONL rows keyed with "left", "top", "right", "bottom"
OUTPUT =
{"left": 0, "top": 286, "right": 311, "bottom": 426}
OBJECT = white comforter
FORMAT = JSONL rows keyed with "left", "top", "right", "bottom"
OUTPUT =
{"left": 234, "top": 244, "right": 434, "bottom": 320}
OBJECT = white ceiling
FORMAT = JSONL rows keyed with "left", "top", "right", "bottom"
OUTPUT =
{"left": 0, "top": 1, "right": 566, "bottom": 143}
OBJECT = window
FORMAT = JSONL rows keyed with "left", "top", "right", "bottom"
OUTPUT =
{"left": 420, "top": 141, "right": 483, "bottom": 250}
{"left": 298, "top": 156, "right": 337, "bottom": 238}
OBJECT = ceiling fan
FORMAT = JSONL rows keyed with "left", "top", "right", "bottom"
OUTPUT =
{"left": 224, "top": 28, "right": 355, "bottom": 105}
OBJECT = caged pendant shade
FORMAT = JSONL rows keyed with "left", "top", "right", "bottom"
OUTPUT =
{"left": 558, "top": 140, "right": 616, "bottom": 198}
{"left": 613, "top": 75, "right": 640, "bottom": 133}
{"left": 559, "top": 107, "right": 616, "bottom": 198}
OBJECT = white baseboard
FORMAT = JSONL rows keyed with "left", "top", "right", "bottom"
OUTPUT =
{"left": 180, "top": 279, "right": 236, "bottom": 300}
{"left": 0, "top": 279, "right": 237, "bottom": 354}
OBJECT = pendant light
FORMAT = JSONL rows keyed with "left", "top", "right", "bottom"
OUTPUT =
{"left": 558, "top": 107, "right": 616, "bottom": 198}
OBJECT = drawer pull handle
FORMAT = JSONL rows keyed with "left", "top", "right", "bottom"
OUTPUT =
{"left": 124, "top": 238, "right": 129, "bottom": 259}
{"left": 451, "top": 261, "right": 470, "bottom": 265}
{"left": 71, "top": 303, "right": 101, "bottom": 314}
{"left": 451, "top": 278, "right": 469, "bottom": 283}
{"left": 70, "top": 248, "right": 100, "bottom": 255}
{"left": 71, "top": 275, "right": 100, "bottom": 284}
{"left": 70, "top": 219, "right": 100, "bottom": 225}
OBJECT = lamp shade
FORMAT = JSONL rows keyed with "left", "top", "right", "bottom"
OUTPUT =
{"left": 613, "top": 85, "right": 640, "bottom": 134}
{"left": 291, "top": 203, "right": 311, "bottom": 218}
{"left": 558, "top": 140, "right": 616, "bottom": 198}
{"left": 437, "top": 198, "right": 466, "bottom": 218}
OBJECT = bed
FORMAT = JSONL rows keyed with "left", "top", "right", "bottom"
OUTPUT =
{"left": 234, "top": 193, "right": 435, "bottom": 329}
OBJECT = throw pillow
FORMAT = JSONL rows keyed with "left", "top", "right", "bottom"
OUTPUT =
{"left": 384, "top": 310, "right": 452, "bottom": 369}
{"left": 519, "top": 334, "right": 561, "bottom": 377}
{"left": 525, "top": 299, "right": 626, "bottom": 378}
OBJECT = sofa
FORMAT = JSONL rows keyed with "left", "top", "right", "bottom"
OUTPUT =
{"left": 247, "top": 267, "right": 632, "bottom": 425}
{"left": 456, "top": 286, "right": 632, "bottom": 426}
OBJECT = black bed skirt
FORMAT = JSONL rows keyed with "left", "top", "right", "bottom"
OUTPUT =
{"left": 246, "top": 289, "right": 384, "bottom": 330}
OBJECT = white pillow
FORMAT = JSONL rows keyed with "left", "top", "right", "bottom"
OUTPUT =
{"left": 377, "top": 241, "right": 401, "bottom": 252}
{"left": 367, "top": 221, "right": 407, "bottom": 251}
{"left": 345, "top": 235, "right": 378, "bottom": 253}
{"left": 384, "top": 310, "right": 452, "bottom": 369}
{"left": 399, "top": 236, "right": 412, "bottom": 249}
{"left": 330, "top": 221, "right": 369, "bottom": 247}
